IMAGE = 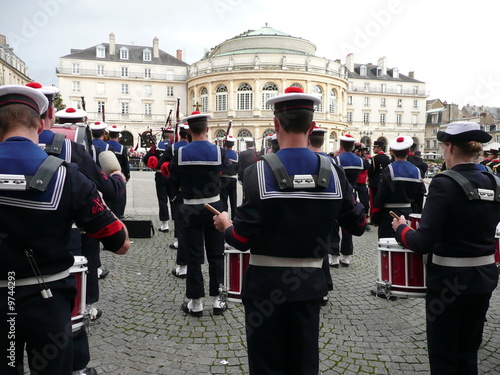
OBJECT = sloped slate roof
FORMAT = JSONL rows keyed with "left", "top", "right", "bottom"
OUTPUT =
{"left": 348, "top": 63, "right": 423, "bottom": 83}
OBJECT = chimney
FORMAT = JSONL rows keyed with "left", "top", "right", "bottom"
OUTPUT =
{"left": 377, "top": 56, "right": 387, "bottom": 75}
{"left": 153, "top": 36, "right": 159, "bottom": 58}
{"left": 0, "top": 34, "right": 6, "bottom": 45}
{"left": 346, "top": 53, "right": 354, "bottom": 72}
{"left": 408, "top": 71, "right": 415, "bottom": 79}
{"left": 176, "top": 49, "right": 183, "bottom": 61}
{"left": 109, "top": 32, "right": 115, "bottom": 55}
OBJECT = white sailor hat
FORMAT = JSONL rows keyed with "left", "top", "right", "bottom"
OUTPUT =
{"left": 0, "top": 84, "right": 49, "bottom": 115}
{"left": 389, "top": 135, "right": 413, "bottom": 151}
{"left": 339, "top": 134, "right": 357, "bottom": 142}
{"left": 55, "top": 107, "right": 87, "bottom": 119}
{"left": 163, "top": 126, "right": 174, "bottom": 132}
{"left": 25, "top": 82, "right": 59, "bottom": 100}
{"left": 310, "top": 126, "right": 328, "bottom": 135}
{"left": 243, "top": 137, "right": 254, "bottom": 142}
{"left": 179, "top": 123, "right": 190, "bottom": 130}
{"left": 226, "top": 135, "right": 236, "bottom": 143}
{"left": 266, "top": 86, "right": 321, "bottom": 112}
{"left": 437, "top": 121, "right": 491, "bottom": 143}
{"left": 271, "top": 134, "right": 278, "bottom": 141}
{"left": 107, "top": 124, "right": 123, "bottom": 133}
{"left": 181, "top": 111, "right": 211, "bottom": 124}
{"left": 265, "top": 133, "right": 275, "bottom": 140}
{"left": 89, "top": 121, "right": 108, "bottom": 130}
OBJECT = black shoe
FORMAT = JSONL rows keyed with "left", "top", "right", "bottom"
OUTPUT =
{"left": 82, "top": 368, "right": 98, "bottom": 375}
{"left": 181, "top": 302, "right": 203, "bottom": 317}
{"left": 98, "top": 269, "right": 109, "bottom": 279}
{"left": 171, "top": 268, "right": 187, "bottom": 279}
{"left": 89, "top": 307, "right": 102, "bottom": 321}
{"left": 365, "top": 224, "right": 371, "bottom": 232}
{"left": 321, "top": 296, "right": 329, "bottom": 307}
{"left": 169, "top": 242, "right": 178, "bottom": 250}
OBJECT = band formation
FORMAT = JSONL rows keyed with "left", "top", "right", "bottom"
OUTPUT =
{"left": 0, "top": 83, "right": 499, "bottom": 375}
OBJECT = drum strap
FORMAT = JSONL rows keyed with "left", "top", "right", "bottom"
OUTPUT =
{"left": 435, "top": 170, "right": 500, "bottom": 202}
{"left": 28, "top": 156, "right": 65, "bottom": 192}
{"left": 260, "top": 153, "right": 331, "bottom": 190}
{"left": 43, "top": 133, "right": 65, "bottom": 156}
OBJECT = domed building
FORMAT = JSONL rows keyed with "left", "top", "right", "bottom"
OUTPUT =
{"left": 187, "top": 25, "right": 349, "bottom": 152}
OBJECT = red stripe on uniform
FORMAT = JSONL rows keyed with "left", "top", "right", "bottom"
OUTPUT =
{"left": 400, "top": 226, "right": 413, "bottom": 249}
{"left": 232, "top": 227, "right": 250, "bottom": 243}
{"left": 87, "top": 220, "right": 124, "bottom": 239}
{"left": 371, "top": 207, "right": 380, "bottom": 213}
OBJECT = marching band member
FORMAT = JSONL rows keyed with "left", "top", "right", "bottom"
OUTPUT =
{"left": 106, "top": 124, "right": 130, "bottom": 218}
{"left": 220, "top": 135, "right": 239, "bottom": 220}
{"left": 392, "top": 122, "right": 500, "bottom": 374}
{"left": 0, "top": 85, "right": 129, "bottom": 375}
{"left": 213, "top": 87, "right": 366, "bottom": 374}
{"left": 368, "top": 140, "right": 390, "bottom": 220}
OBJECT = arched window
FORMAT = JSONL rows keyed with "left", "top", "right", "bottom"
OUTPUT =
{"left": 312, "top": 85, "right": 323, "bottom": 112}
{"left": 215, "top": 129, "right": 226, "bottom": 139}
{"left": 329, "top": 89, "right": 337, "bottom": 114}
{"left": 262, "top": 128, "right": 274, "bottom": 138}
{"left": 290, "top": 83, "right": 303, "bottom": 89}
{"left": 237, "top": 129, "right": 252, "bottom": 138}
{"left": 215, "top": 85, "right": 228, "bottom": 111}
{"left": 237, "top": 83, "right": 253, "bottom": 110}
{"left": 360, "top": 65, "right": 367, "bottom": 76}
{"left": 262, "top": 82, "right": 278, "bottom": 110}
{"left": 200, "top": 87, "right": 208, "bottom": 113}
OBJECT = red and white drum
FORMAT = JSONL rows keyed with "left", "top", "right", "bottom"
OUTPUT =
{"left": 409, "top": 213, "right": 421, "bottom": 230}
{"left": 224, "top": 249, "right": 250, "bottom": 303}
{"left": 376, "top": 238, "right": 426, "bottom": 298}
{"left": 69, "top": 256, "right": 88, "bottom": 332}
{"left": 52, "top": 123, "right": 88, "bottom": 146}
{"left": 495, "top": 222, "right": 500, "bottom": 264}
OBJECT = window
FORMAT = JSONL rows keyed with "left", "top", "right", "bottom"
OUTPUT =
{"left": 237, "top": 83, "right": 253, "bottom": 110}
{"left": 144, "top": 85, "right": 152, "bottom": 96}
{"left": 412, "top": 114, "right": 419, "bottom": 124}
{"left": 347, "top": 112, "right": 353, "bottom": 122}
{"left": 363, "top": 113, "right": 370, "bottom": 123}
{"left": 364, "top": 97, "right": 370, "bottom": 106}
{"left": 396, "top": 85, "right": 402, "bottom": 94}
{"left": 72, "top": 81, "right": 80, "bottom": 92}
{"left": 143, "top": 49, "right": 152, "bottom": 61}
{"left": 496, "top": 135, "right": 500, "bottom": 143}
{"left": 380, "top": 113, "right": 386, "bottom": 123}
{"left": 312, "top": 85, "right": 323, "bottom": 112}
{"left": 381, "top": 98, "right": 386, "bottom": 107}
{"left": 426, "top": 141, "right": 430, "bottom": 149}
{"left": 360, "top": 65, "right": 367, "bottom": 76}
{"left": 96, "top": 83, "right": 105, "bottom": 94}
{"left": 121, "top": 84, "right": 129, "bottom": 94}
{"left": 72, "top": 64, "right": 80, "bottom": 74}
{"left": 262, "top": 82, "right": 278, "bottom": 110}
{"left": 364, "top": 82, "right": 370, "bottom": 92}
{"left": 396, "top": 114, "right": 402, "bottom": 124}
{"left": 393, "top": 68, "right": 399, "bottom": 79}
{"left": 290, "top": 83, "right": 303, "bottom": 89}
{"left": 377, "top": 67, "right": 382, "bottom": 77}
{"left": 413, "top": 100, "right": 418, "bottom": 108}
{"left": 215, "top": 129, "right": 226, "bottom": 139}
{"left": 96, "top": 65, "right": 104, "bottom": 76}
{"left": 121, "top": 67, "right": 128, "bottom": 78}
{"left": 96, "top": 45, "right": 105, "bottom": 58}
{"left": 97, "top": 101, "right": 105, "bottom": 114}
{"left": 397, "top": 99, "right": 402, "bottom": 107}
{"left": 413, "top": 86, "right": 419, "bottom": 95}
{"left": 121, "top": 102, "right": 129, "bottom": 114}
{"left": 166, "top": 70, "right": 173, "bottom": 80}
{"left": 237, "top": 129, "right": 253, "bottom": 138}
{"left": 432, "top": 114, "right": 438, "bottom": 124}
{"left": 144, "top": 68, "right": 151, "bottom": 79}
{"left": 347, "top": 96, "right": 353, "bottom": 105}
{"left": 216, "top": 85, "right": 228, "bottom": 111}
{"left": 120, "top": 47, "right": 129, "bottom": 60}
{"left": 200, "top": 87, "right": 208, "bottom": 113}
{"left": 329, "top": 89, "right": 336, "bottom": 114}
{"left": 145, "top": 103, "right": 152, "bottom": 115}
{"left": 166, "top": 86, "right": 174, "bottom": 97}
{"left": 381, "top": 83, "right": 386, "bottom": 93}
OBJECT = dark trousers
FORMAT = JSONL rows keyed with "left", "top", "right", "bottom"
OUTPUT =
{"left": 355, "top": 182, "right": 369, "bottom": 216}
{"left": 220, "top": 177, "right": 238, "bottom": 220}
{"left": 181, "top": 201, "right": 225, "bottom": 299}
{"left": 155, "top": 172, "right": 170, "bottom": 221}
{"left": 172, "top": 199, "right": 186, "bottom": 265}
{"left": 72, "top": 327, "right": 90, "bottom": 371}
{"left": 1, "top": 288, "right": 74, "bottom": 375}
{"left": 369, "top": 187, "right": 378, "bottom": 220}
{"left": 243, "top": 298, "right": 321, "bottom": 375}
{"left": 426, "top": 290, "right": 492, "bottom": 375}
{"left": 81, "top": 235, "right": 100, "bottom": 305}
{"left": 330, "top": 226, "right": 353, "bottom": 256}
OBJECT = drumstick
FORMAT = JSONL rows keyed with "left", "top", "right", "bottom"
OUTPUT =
{"left": 204, "top": 203, "right": 221, "bottom": 216}
{"left": 389, "top": 211, "right": 400, "bottom": 220}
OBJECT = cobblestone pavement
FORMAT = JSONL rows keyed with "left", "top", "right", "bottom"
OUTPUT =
{"left": 86, "top": 171, "right": 500, "bottom": 374}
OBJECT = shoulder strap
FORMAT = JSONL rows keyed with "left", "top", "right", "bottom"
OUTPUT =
{"left": 259, "top": 153, "right": 293, "bottom": 189}
{"left": 28, "top": 156, "right": 65, "bottom": 192}
{"left": 316, "top": 154, "right": 332, "bottom": 188}
{"left": 483, "top": 171, "right": 500, "bottom": 202}
{"left": 43, "top": 133, "right": 65, "bottom": 156}
{"left": 435, "top": 170, "right": 479, "bottom": 200}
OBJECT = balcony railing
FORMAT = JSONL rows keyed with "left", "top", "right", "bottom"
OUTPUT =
{"left": 56, "top": 68, "right": 187, "bottom": 81}
{"left": 348, "top": 86, "right": 428, "bottom": 97}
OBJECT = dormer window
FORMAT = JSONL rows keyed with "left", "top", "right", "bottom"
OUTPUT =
{"left": 96, "top": 44, "right": 105, "bottom": 58}
{"left": 360, "top": 65, "right": 367, "bottom": 76}
{"left": 377, "top": 67, "right": 382, "bottom": 77}
{"left": 120, "top": 47, "right": 129, "bottom": 60}
{"left": 143, "top": 48, "right": 152, "bottom": 62}
{"left": 393, "top": 68, "right": 399, "bottom": 79}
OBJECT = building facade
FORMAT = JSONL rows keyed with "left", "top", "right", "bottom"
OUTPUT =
{"left": 56, "top": 33, "right": 189, "bottom": 148}
{"left": 0, "top": 34, "right": 31, "bottom": 86}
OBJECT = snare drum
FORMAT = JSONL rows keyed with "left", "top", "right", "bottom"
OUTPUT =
{"left": 224, "top": 249, "right": 250, "bottom": 303}
{"left": 495, "top": 222, "right": 500, "bottom": 264}
{"left": 409, "top": 213, "right": 421, "bottom": 230}
{"left": 52, "top": 123, "right": 88, "bottom": 146}
{"left": 376, "top": 238, "right": 426, "bottom": 298}
{"left": 69, "top": 256, "right": 88, "bottom": 332}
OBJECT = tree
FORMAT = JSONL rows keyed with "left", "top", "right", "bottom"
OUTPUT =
{"left": 53, "top": 92, "right": 65, "bottom": 112}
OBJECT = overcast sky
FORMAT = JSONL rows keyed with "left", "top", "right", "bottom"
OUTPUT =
{"left": 2, "top": 0, "right": 500, "bottom": 107}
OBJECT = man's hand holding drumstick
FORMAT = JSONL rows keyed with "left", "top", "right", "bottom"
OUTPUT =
{"left": 390, "top": 210, "right": 409, "bottom": 232}
{"left": 205, "top": 204, "right": 233, "bottom": 233}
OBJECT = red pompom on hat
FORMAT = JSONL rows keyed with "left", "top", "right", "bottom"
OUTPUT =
{"left": 55, "top": 106, "right": 87, "bottom": 119}
{"left": 397, "top": 136, "right": 405, "bottom": 142}
{"left": 389, "top": 135, "right": 413, "bottom": 150}
{"left": 26, "top": 82, "right": 43, "bottom": 89}
{"left": 182, "top": 110, "right": 211, "bottom": 123}
{"left": 284, "top": 87, "right": 304, "bottom": 94}
{"left": 266, "top": 86, "right": 321, "bottom": 111}
{"left": 339, "top": 134, "right": 357, "bottom": 142}
{"left": 66, "top": 108, "right": 76, "bottom": 113}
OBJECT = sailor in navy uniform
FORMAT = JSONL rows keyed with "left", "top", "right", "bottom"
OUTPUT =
{"left": 220, "top": 135, "right": 239, "bottom": 220}
{"left": 331, "top": 134, "right": 368, "bottom": 266}
{"left": 371, "top": 136, "right": 425, "bottom": 238}
{"left": 368, "top": 140, "right": 390, "bottom": 220}
{"left": 486, "top": 147, "right": 500, "bottom": 171}
{"left": 89, "top": 122, "right": 112, "bottom": 153}
{"left": 213, "top": 87, "right": 366, "bottom": 375}
{"left": 157, "top": 127, "right": 174, "bottom": 154}
{"left": 0, "top": 85, "right": 130, "bottom": 375}
{"left": 169, "top": 111, "right": 231, "bottom": 316}
{"left": 392, "top": 122, "right": 500, "bottom": 375}
{"left": 106, "top": 125, "right": 129, "bottom": 218}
